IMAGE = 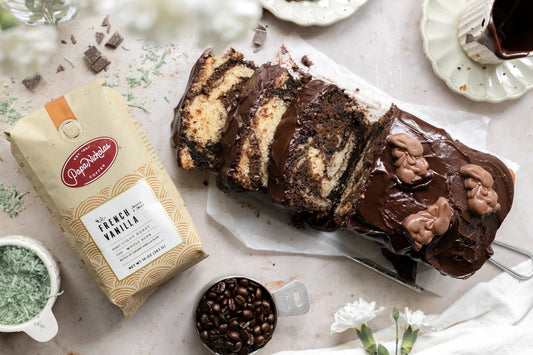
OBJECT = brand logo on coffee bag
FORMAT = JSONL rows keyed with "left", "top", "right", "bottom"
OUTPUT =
{"left": 61, "top": 137, "right": 118, "bottom": 187}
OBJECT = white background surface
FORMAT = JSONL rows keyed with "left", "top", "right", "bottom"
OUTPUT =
{"left": 1, "top": 1, "right": 532, "bottom": 354}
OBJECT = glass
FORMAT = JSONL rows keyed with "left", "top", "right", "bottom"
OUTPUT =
{"left": 0, "top": 0, "right": 79, "bottom": 25}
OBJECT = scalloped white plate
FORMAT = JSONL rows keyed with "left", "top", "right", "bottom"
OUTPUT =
{"left": 420, "top": 0, "right": 533, "bottom": 102}
{"left": 261, "top": 0, "right": 369, "bottom": 26}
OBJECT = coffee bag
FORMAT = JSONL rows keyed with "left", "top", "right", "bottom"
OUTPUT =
{"left": 5, "top": 79, "right": 207, "bottom": 317}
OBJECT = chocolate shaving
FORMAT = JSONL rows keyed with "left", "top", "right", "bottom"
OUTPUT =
{"left": 61, "top": 40, "right": 67, "bottom": 44}
{"left": 22, "top": 74, "right": 41, "bottom": 90}
{"left": 101, "top": 15, "right": 110, "bottom": 27}
{"left": 56, "top": 65, "right": 65, "bottom": 73}
{"left": 252, "top": 25, "right": 267, "bottom": 46}
{"left": 95, "top": 32, "right": 105, "bottom": 45}
{"left": 105, "top": 31, "right": 123, "bottom": 49}
{"left": 70, "top": 34, "right": 77, "bottom": 45}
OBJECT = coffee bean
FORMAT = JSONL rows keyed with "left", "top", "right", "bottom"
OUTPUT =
{"left": 260, "top": 322, "right": 270, "bottom": 333}
{"left": 229, "top": 319, "right": 239, "bottom": 330}
{"left": 228, "top": 331, "right": 241, "bottom": 341}
{"left": 255, "top": 335, "right": 265, "bottom": 346}
{"left": 235, "top": 295, "right": 246, "bottom": 306}
{"left": 228, "top": 298, "right": 236, "bottom": 311}
{"left": 219, "top": 323, "right": 228, "bottom": 333}
{"left": 215, "top": 281, "right": 226, "bottom": 294}
{"left": 196, "top": 277, "right": 277, "bottom": 354}
{"left": 242, "top": 309, "right": 253, "bottom": 319}
{"left": 237, "top": 287, "right": 248, "bottom": 297}
{"left": 233, "top": 341, "right": 243, "bottom": 352}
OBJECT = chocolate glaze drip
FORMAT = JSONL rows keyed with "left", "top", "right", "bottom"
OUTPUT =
{"left": 171, "top": 49, "right": 256, "bottom": 170}
{"left": 171, "top": 49, "right": 211, "bottom": 149}
{"left": 268, "top": 79, "right": 366, "bottom": 214}
{"left": 487, "top": 0, "right": 533, "bottom": 59}
{"left": 217, "top": 63, "right": 304, "bottom": 191}
{"left": 342, "top": 105, "right": 514, "bottom": 279}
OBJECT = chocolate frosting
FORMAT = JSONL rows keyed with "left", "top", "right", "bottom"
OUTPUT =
{"left": 268, "top": 79, "right": 365, "bottom": 213}
{"left": 217, "top": 63, "right": 303, "bottom": 191}
{"left": 344, "top": 105, "right": 514, "bottom": 279}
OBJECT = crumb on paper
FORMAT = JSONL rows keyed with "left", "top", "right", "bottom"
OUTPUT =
{"left": 21, "top": 74, "right": 41, "bottom": 91}
{"left": 70, "top": 34, "right": 77, "bottom": 45}
{"left": 56, "top": 65, "right": 65, "bottom": 73}
{"left": 460, "top": 85, "right": 467, "bottom": 91}
{"left": 301, "top": 55, "right": 313, "bottom": 67}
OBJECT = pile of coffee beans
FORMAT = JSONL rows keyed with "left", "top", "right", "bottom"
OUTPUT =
{"left": 196, "top": 277, "right": 277, "bottom": 355}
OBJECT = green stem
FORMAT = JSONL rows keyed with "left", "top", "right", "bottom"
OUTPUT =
{"left": 0, "top": 7, "right": 19, "bottom": 30}
{"left": 393, "top": 307, "right": 399, "bottom": 355}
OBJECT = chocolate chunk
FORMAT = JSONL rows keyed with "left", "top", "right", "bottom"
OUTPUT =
{"left": 91, "top": 56, "right": 111, "bottom": 73}
{"left": 56, "top": 65, "right": 65, "bottom": 73}
{"left": 101, "top": 15, "right": 110, "bottom": 27}
{"left": 70, "top": 34, "right": 77, "bottom": 44}
{"left": 252, "top": 25, "right": 267, "bottom": 46}
{"left": 105, "top": 31, "right": 123, "bottom": 49}
{"left": 95, "top": 32, "right": 105, "bottom": 45}
{"left": 22, "top": 74, "right": 42, "bottom": 90}
{"left": 84, "top": 45, "right": 101, "bottom": 65}
{"left": 301, "top": 55, "right": 313, "bottom": 67}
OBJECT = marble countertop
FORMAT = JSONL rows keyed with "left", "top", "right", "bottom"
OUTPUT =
{"left": 1, "top": 1, "right": 532, "bottom": 354}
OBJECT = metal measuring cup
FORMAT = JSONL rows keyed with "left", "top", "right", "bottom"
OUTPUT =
{"left": 195, "top": 276, "right": 310, "bottom": 354}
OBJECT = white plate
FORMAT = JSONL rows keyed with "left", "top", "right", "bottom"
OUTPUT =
{"left": 420, "top": 0, "right": 533, "bottom": 102}
{"left": 261, "top": 0, "right": 368, "bottom": 26}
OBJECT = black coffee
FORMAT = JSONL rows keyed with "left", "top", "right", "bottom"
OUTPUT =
{"left": 196, "top": 277, "right": 277, "bottom": 355}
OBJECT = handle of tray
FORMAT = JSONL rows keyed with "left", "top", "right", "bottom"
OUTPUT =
{"left": 489, "top": 239, "right": 533, "bottom": 280}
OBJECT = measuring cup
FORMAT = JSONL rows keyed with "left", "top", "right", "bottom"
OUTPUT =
{"left": 195, "top": 276, "right": 310, "bottom": 354}
{"left": 0, "top": 235, "right": 61, "bottom": 342}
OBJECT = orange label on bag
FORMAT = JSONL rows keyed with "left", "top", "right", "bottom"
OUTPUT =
{"left": 45, "top": 96, "right": 77, "bottom": 130}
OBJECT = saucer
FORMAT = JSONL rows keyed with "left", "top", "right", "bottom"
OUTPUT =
{"left": 261, "top": 0, "right": 369, "bottom": 26}
{"left": 420, "top": 0, "right": 533, "bottom": 102}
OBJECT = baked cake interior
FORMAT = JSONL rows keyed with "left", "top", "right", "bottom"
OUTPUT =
{"left": 172, "top": 49, "right": 256, "bottom": 171}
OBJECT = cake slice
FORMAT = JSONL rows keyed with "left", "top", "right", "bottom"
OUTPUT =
{"left": 171, "top": 48, "right": 256, "bottom": 171}
{"left": 268, "top": 79, "right": 369, "bottom": 217}
{"left": 217, "top": 63, "right": 308, "bottom": 192}
{"left": 334, "top": 105, "right": 515, "bottom": 278}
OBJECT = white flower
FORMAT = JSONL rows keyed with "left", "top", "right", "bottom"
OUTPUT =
{"left": 0, "top": 26, "right": 57, "bottom": 76}
{"left": 330, "top": 298, "right": 385, "bottom": 333}
{"left": 85, "top": 0, "right": 261, "bottom": 51}
{"left": 196, "top": 0, "right": 262, "bottom": 53}
{"left": 399, "top": 307, "right": 435, "bottom": 332}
